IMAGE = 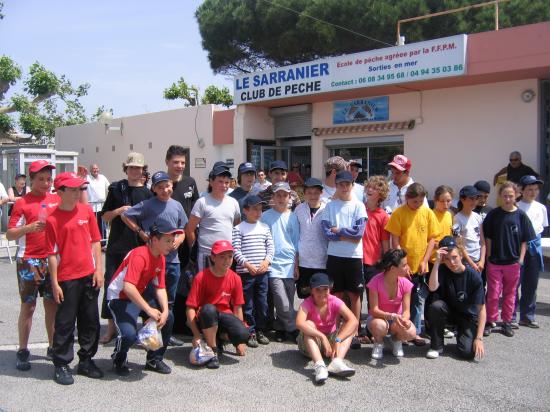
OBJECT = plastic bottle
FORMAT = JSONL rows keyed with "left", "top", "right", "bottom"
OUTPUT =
{"left": 38, "top": 203, "right": 48, "bottom": 223}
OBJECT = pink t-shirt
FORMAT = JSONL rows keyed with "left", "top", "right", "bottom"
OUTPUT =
{"left": 300, "top": 294, "right": 344, "bottom": 334}
{"left": 367, "top": 273, "right": 413, "bottom": 315}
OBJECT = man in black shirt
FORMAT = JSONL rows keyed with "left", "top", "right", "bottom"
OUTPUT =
{"left": 493, "top": 151, "right": 539, "bottom": 185}
{"left": 99, "top": 152, "right": 153, "bottom": 343}
{"left": 165, "top": 145, "right": 199, "bottom": 342}
{"left": 426, "top": 236, "right": 486, "bottom": 361}
{"left": 229, "top": 162, "right": 257, "bottom": 216}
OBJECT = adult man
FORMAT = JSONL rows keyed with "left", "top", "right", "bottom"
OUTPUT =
{"left": 493, "top": 151, "right": 539, "bottom": 185}
{"left": 320, "top": 156, "right": 350, "bottom": 204}
{"left": 381, "top": 154, "right": 427, "bottom": 213}
{"left": 229, "top": 162, "right": 258, "bottom": 215}
{"left": 87, "top": 164, "right": 110, "bottom": 245}
{"left": 98, "top": 152, "right": 152, "bottom": 344}
{"left": 164, "top": 145, "right": 199, "bottom": 342}
{"left": 349, "top": 160, "right": 365, "bottom": 202}
{"left": 258, "top": 160, "right": 300, "bottom": 211}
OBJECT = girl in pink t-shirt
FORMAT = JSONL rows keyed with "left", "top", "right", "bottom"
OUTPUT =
{"left": 367, "top": 249, "right": 416, "bottom": 360}
{"left": 295, "top": 273, "right": 358, "bottom": 385}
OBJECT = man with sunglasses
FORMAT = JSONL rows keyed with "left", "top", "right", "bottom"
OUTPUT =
{"left": 493, "top": 151, "right": 539, "bottom": 186}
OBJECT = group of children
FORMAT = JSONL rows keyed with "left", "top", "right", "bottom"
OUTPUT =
{"left": 8, "top": 155, "right": 546, "bottom": 385}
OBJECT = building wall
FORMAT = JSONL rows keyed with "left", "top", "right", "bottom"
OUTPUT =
{"left": 56, "top": 105, "right": 235, "bottom": 192}
{"left": 311, "top": 78, "right": 539, "bottom": 202}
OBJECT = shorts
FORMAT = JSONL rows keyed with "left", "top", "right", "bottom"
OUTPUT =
{"left": 16, "top": 257, "right": 53, "bottom": 303}
{"left": 326, "top": 255, "right": 364, "bottom": 294}
{"left": 297, "top": 330, "right": 337, "bottom": 358}
{"left": 296, "top": 267, "right": 327, "bottom": 299}
{"left": 366, "top": 315, "right": 394, "bottom": 330}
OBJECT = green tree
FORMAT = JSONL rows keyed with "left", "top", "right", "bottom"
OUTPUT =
{"left": 196, "top": 0, "right": 550, "bottom": 75}
{"left": 0, "top": 56, "right": 90, "bottom": 144}
{"left": 163, "top": 77, "right": 233, "bottom": 107}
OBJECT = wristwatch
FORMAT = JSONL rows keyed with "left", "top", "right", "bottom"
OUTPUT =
{"left": 335, "top": 337, "right": 342, "bottom": 343}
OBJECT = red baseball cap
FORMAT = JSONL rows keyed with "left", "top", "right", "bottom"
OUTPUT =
{"left": 211, "top": 240, "right": 234, "bottom": 255}
{"left": 388, "top": 155, "right": 411, "bottom": 172}
{"left": 29, "top": 160, "right": 56, "bottom": 173}
{"left": 53, "top": 172, "right": 88, "bottom": 191}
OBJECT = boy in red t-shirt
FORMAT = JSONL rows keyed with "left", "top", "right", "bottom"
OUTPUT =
{"left": 46, "top": 172, "right": 103, "bottom": 385}
{"left": 186, "top": 240, "right": 249, "bottom": 369}
{"left": 107, "top": 221, "right": 181, "bottom": 376}
{"left": 7, "top": 160, "right": 58, "bottom": 371}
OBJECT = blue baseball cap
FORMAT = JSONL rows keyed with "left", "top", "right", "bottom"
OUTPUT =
{"left": 238, "top": 162, "right": 256, "bottom": 174}
{"left": 272, "top": 181, "right": 291, "bottom": 193}
{"left": 269, "top": 160, "right": 288, "bottom": 172}
{"left": 149, "top": 220, "right": 184, "bottom": 236}
{"left": 519, "top": 175, "right": 544, "bottom": 187}
{"left": 151, "top": 171, "right": 170, "bottom": 187}
{"left": 243, "top": 195, "right": 265, "bottom": 208}
{"left": 474, "top": 180, "right": 491, "bottom": 194}
{"left": 209, "top": 166, "right": 232, "bottom": 179}
{"left": 304, "top": 177, "right": 323, "bottom": 190}
{"left": 310, "top": 272, "right": 331, "bottom": 289}
{"left": 459, "top": 185, "right": 479, "bottom": 198}
{"left": 335, "top": 170, "right": 353, "bottom": 184}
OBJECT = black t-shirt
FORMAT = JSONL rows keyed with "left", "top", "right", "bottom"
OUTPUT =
{"left": 171, "top": 176, "right": 199, "bottom": 218}
{"left": 507, "top": 164, "right": 538, "bottom": 184}
{"left": 229, "top": 186, "right": 254, "bottom": 217}
{"left": 473, "top": 205, "right": 493, "bottom": 221}
{"left": 437, "top": 265, "right": 485, "bottom": 319}
{"left": 483, "top": 207, "right": 536, "bottom": 265}
{"left": 101, "top": 180, "right": 153, "bottom": 255}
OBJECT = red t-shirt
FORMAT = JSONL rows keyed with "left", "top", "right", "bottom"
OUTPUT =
{"left": 362, "top": 206, "right": 390, "bottom": 265}
{"left": 107, "top": 246, "right": 165, "bottom": 300}
{"left": 45, "top": 203, "right": 101, "bottom": 281}
{"left": 8, "top": 192, "right": 60, "bottom": 259}
{"left": 186, "top": 268, "right": 245, "bottom": 314}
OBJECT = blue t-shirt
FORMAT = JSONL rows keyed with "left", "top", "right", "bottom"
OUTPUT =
{"left": 260, "top": 209, "right": 299, "bottom": 279}
{"left": 124, "top": 197, "right": 187, "bottom": 263}
{"left": 483, "top": 207, "right": 536, "bottom": 265}
{"left": 321, "top": 198, "right": 367, "bottom": 259}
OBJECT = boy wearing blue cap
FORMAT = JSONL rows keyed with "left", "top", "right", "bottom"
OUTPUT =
{"left": 321, "top": 170, "right": 367, "bottom": 349}
{"left": 258, "top": 160, "right": 300, "bottom": 211}
{"left": 232, "top": 195, "right": 274, "bottom": 347}
{"left": 121, "top": 171, "right": 187, "bottom": 344}
{"left": 515, "top": 175, "right": 547, "bottom": 328}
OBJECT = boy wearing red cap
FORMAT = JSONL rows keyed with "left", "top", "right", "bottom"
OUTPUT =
{"left": 7, "top": 160, "right": 59, "bottom": 371}
{"left": 46, "top": 172, "right": 103, "bottom": 385}
{"left": 186, "top": 240, "right": 249, "bottom": 369}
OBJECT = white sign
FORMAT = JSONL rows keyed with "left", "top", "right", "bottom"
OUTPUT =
{"left": 234, "top": 35, "right": 467, "bottom": 104}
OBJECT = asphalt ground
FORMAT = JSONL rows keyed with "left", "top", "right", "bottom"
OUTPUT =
{"left": 0, "top": 253, "right": 549, "bottom": 412}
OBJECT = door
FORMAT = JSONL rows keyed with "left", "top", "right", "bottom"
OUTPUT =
{"left": 260, "top": 146, "right": 290, "bottom": 172}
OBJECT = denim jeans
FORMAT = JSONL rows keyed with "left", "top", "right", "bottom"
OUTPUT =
{"left": 513, "top": 251, "right": 542, "bottom": 322}
{"left": 240, "top": 272, "right": 269, "bottom": 333}
{"left": 109, "top": 298, "right": 174, "bottom": 363}
{"left": 410, "top": 274, "right": 429, "bottom": 334}
{"left": 165, "top": 262, "right": 181, "bottom": 307}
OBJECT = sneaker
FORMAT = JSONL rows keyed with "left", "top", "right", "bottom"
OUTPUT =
{"left": 350, "top": 336, "right": 361, "bottom": 350}
{"left": 392, "top": 340, "right": 404, "bottom": 357}
{"left": 46, "top": 347, "right": 53, "bottom": 361}
{"left": 113, "top": 361, "right": 130, "bottom": 376}
{"left": 314, "top": 363, "right": 328, "bottom": 384}
{"left": 443, "top": 328, "right": 455, "bottom": 339}
{"left": 327, "top": 358, "right": 355, "bottom": 378}
{"left": 371, "top": 343, "right": 384, "bottom": 360}
{"left": 168, "top": 336, "right": 184, "bottom": 347}
{"left": 483, "top": 324, "right": 492, "bottom": 337}
{"left": 256, "top": 330, "right": 270, "bottom": 345}
{"left": 502, "top": 322, "right": 514, "bottom": 337}
{"left": 145, "top": 359, "right": 172, "bottom": 374}
{"left": 54, "top": 365, "right": 74, "bottom": 385}
{"left": 274, "top": 330, "right": 285, "bottom": 343}
{"left": 247, "top": 333, "right": 259, "bottom": 348}
{"left": 426, "top": 348, "right": 441, "bottom": 359}
{"left": 206, "top": 355, "right": 220, "bottom": 369}
{"left": 77, "top": 359, "right": 104, "bottom": 379}
{"left": 16, "top": 349, "right": 31, "bottom": 371}
{"left": 519, "top": 319, "right": 540, "bottom": 329}
{"left": 510, "top": 321, "right": 519, "bottom": 330}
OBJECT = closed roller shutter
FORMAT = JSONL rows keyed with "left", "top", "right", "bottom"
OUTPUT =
{"left": 270, "top": 104, "right": 312, "bottom": 138}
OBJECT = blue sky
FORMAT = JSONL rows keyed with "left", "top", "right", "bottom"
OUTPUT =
{"left": 0, "top": 0, "right": 232, "bottom": 118}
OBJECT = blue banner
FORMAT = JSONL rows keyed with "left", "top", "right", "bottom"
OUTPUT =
{"left": 333, "top": 96, "right": 389, "bottom": 124}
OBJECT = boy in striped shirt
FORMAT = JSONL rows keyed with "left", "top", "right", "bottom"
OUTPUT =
{"left": 232, "top": 195, "right": 274, "bottom": 347}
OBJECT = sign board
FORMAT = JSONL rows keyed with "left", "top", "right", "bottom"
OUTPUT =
{"left": 225, "top": 158, "right": 235, "bottom": 168}
{"left": 194, "top": 158, "right": 206, "bottom": 168}
{"left": 333, "top": 96, "right": 389, "bottom": 124}
{"left": 234, "top": 35, "right": 467, "bottom": 104}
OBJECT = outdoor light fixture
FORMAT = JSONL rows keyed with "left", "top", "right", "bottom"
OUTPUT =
{"left": 98, "top": 111, "right": 124, "bottom": 135}
{"left": 521, "top": 89, "right": 535, "bottom": 103}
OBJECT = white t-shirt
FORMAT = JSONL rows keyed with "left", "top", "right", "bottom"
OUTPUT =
{"left": 87, "top": 174, "right": 110, "bottom": 212}
{"left": 453, "top": 211, "right": 483, "bottom": 261}
{"left": 295, "top": 202, "right": 328, "bottom": 269}
{"left": 381, "top": 177, "right": 428, "bottom": 213}
{"left": 0, "top": 182, "right": 8, "bottom": 218}
{"left": 518, "top": 200, "right": 548, "bottom": 235}
{"left": 191, "top": 194, "right": 241, "bottom": 253}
